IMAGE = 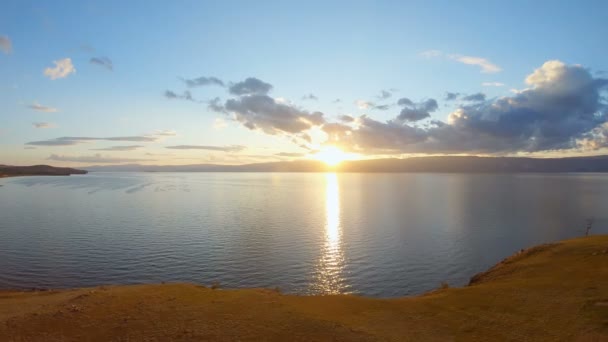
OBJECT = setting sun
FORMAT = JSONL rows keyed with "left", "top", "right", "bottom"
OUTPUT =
{"left": 313, "top": 146, "right": 350, "bottom": 166}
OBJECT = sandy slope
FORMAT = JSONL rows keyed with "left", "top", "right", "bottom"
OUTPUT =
{"left": 1, "top": 236, "right": 608, "bottom": 341}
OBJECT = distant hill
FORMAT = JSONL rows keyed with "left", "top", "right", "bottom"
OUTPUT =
{"left": 0, "top": 165, "right": 88, "bottom": 177}
{"left": 84, "top": 155, "right": 608, "bottom": 173}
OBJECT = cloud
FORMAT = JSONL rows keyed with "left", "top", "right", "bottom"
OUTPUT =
{"left": 0, "top": 35, "right": 12, "bottom": 54}
{"left": 275, "top": 152, "right": 307, "bottom": 157}
{"left": 462, "top": 93, "right": 486, "bottom": 102}
{"left": 26, "top": 135, "right": 159, "bottom": 146}
{"left": 377, "top": 90, "right": 392, "bottom": 100}
{"left": 229, "top": 77, "right": 273, "bottom": 95}
{"left": 482, "top": 82, "right": 505, "bottom": 87}
{"left": 419, "top": 50, "right": 442, "bottom": 58}
{"left": 28, "top": 102, "right": 58, "bottom": 112}
{"left": 224, "top": 94, "right": 325, "bottom": 135}
{"left": 153, "top": 130, "right": 177, "bottom": 137}
{"left": 448, "top": 54, "right": 501, "bottom": 73}
{"left": 445, "top": 92, "right": 460, "bottom": 101}
{"left": 181, "top": 76, "right": 224, "bottom": 88}
{"left": 421, "top": 50, "right": 501, "bottom": 73}
{"left": 396, "top": 98, "right": 438, "bottom": 122}
{"left": 44, "top": 58, "right": 76, "bottom": 80}
{"left": 355, "top": 100, "right": 372, "bottom": 110}
{"left": 213, "top": 118, "right": 227, "bottom": 130}
{"left": 32, "top": 122, "right": 55, "bottom": 129}
{"left": 165, "top": 145, "right": 245, "bottom": 152}
{"left": 207, "top": 97, "right": 226, "bottom": 113}
{"left": 323, "top": 60, "right": 608, "bottom": 154}
{"left": 90, "top": 57, "right": 113, "bottom": 71}
{"left": 164, "top": 90, "right": 195, "bottom": 101}
{"left": 338, "top": 115, "right": 355, "bottom": 122}
{"left": 355, "top": 100, "right": 390, "bottom": 111}
{"left": 91, "top": 145, "right": 143, "bottom": 151}
{"left": 48, "top": 154, "right": 154, "bottom": 164}
{"left": 302, "top": 93, "right": 318, "bottom": 100}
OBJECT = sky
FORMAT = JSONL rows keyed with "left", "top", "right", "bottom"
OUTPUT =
{"left": 1, "top": 0, "right": 608, "bottom": 167}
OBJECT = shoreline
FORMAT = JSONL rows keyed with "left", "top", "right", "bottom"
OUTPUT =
{"left": 2, "top": 235, "right": 607, "bottom": 340}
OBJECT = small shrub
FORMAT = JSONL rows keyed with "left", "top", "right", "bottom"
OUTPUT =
{"left": 440, "top": 281, "right": 449, "bottom": 290}
{"left": 585, "top": 218, "right": 594, "bottom": 237}
{"left": 210, "top": 281, "right": 221, "bottom": 290}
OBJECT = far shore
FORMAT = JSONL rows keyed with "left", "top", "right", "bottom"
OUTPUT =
{"left": 1, "top": 235, "right": 607, "bottom": 341}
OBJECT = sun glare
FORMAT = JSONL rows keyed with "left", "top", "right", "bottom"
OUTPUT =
{"left": 314, "top": 146, "right": 350, "bottom": 166}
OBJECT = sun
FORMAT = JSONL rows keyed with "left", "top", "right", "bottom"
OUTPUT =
{"left": 313, "top": 146, "right": 349, "bottom": 166}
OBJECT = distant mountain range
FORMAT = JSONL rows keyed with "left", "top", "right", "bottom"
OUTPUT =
{"left": 0, "top": 165, "right": 88, "bottom": 177}
{"left": 84, "top": 155, "right": 608, "bottom": 173}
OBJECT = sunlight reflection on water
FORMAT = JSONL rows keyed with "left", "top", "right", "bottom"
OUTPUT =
{"left": 313, "top": 173, "right": 347, "bottom": 294}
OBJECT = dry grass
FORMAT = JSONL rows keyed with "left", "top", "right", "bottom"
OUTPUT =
{"left": 1, "top": 235, "right": 608, "bottom": 341}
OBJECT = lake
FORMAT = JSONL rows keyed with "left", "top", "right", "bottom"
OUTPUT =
{"left": 0, "top": 172, "right": 607, "bottom": 297}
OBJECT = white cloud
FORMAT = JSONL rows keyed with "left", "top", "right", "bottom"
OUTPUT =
{"left": 213, "top": 118, "right": 227, "bottom": 130}
{"left": 419, "top": 50, "right": 442, "bottom": 58}
{"left": 28, "top": 102, "right": 58, "bottom": 112}
{"left": 153, "top": 129, "right": 177, "bottom": 136}
{"left": 355, "top": 100, "right": 371, "bottom": 110}
{"left": 44, "top": 58, "right": 76, "bottom": 80}
{"left": 420, "top": 50, "right": 502, "bottom": 73}
{"left": 482, "top": 82, "right": 505, "bottom": 87}
{"left": 0, "top": 35, "right": 12, "bottom": 54}
{"left": 448, "top": 54, "right": 502, "bottom": 73}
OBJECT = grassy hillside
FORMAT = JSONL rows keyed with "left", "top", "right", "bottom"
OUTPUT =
{"left": 1, "top": 235, "right": 607, "bottom": 341}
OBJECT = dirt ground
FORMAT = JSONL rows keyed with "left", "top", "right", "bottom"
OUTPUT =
{"left": 1, "top": 235, "right": 608, "bottom": 341}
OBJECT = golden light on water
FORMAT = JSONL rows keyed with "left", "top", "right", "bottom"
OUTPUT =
{"left": 325, "top": 173, "right": 340, "bottom": 244}
{"left": 314, "top": 173, "right": 346, "bottom": 294}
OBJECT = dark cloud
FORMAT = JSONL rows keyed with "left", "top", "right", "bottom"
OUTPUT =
{"left": 91, "top": 145, "right": 143, "bottom": 151}
{"left": 462, "top": 92, "right": 486, "bottom": 102}
{"left": 181, "top": 76, "right": 224, "bottom": 88}
{"left": 27, "top": 139, "right": 80, "bottom": 146}
{"left": 48, "top": 154, "right": 154, "bottom": 164}
{"left": 302, "top": 93, "right": 318, "bottom": 100}
{"left": 32, "top": 122, "right": 55, "bottom": 129}
{"left": 165, "top": 145, "right": 245, "bottom": 152}
{"left": 164, "top": 90, "right": 195, "bottom": 101}
{"left": 338, "top": 115, "right": 354, "bottom": 122}
{"left": 224, "top": 94, "right": 324, "bottom": 135}
{"left": 207, "top": 97, "right": 226, "bottom": 113}
{"left": 323, "top": 61, "right": 608, "bottom": 154}
{"left": 26, "top": 135, "right": 159, "bottom": 146}
{"left": 377, "top": 90, "right": 392, "bottom": 100}
{"left": 397, "top": 98, "right": 414, "bottom": 106}
{"left": 229, "top": 77, "right": 273, "bottom": 95}
{"left": 396, "top": 98, "right": 438, "bottom": 122}
{"left": 445, "top": 92, "right": 460, "bottom": 101}
{"left": 90, "top": 57, "right": 113, "bottom": 71}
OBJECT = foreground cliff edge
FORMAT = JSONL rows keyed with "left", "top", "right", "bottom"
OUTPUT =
{"left": 1, "top": 236, "right": 607, "bottom": 341}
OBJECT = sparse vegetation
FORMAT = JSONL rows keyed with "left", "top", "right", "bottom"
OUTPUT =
{"left": 210, "top": 281, "right": 221, "bottom": 290}
{"left": 585, "top": 217, "right": 595, "bottom": 236}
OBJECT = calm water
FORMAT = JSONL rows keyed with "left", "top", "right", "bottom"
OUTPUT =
{"left": 1, "top": 172, "right": 607, "bottom": 297}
